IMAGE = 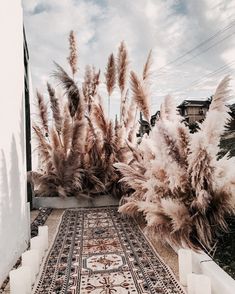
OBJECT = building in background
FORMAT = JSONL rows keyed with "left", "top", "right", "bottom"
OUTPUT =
{"left": 138, "top": 98, "right": 235, "bottom": 137}
{"left": 138, "top": 99, "right": 211, "bottom": 137}
{"left": 177, "top": 99, "right": 211, "bottom": 124}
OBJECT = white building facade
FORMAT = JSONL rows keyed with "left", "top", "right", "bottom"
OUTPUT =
{"left": 0, "top": 0, "right": 30, "bottom": 285}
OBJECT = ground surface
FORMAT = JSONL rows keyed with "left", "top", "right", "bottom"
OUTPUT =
{"left": 45, "top": 209, "right": 179, "bottom": 279}
{"left": 2, "top": 208, "right": 179, "bottom": 293}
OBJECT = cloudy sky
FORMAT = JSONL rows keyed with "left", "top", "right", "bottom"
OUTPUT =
{"left": 23, "top": 0, "right": 235, "bottom": 118}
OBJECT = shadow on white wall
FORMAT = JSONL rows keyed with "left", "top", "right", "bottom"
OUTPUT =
{"left": 0, "top": 136, "right": 28, "bottom": 278}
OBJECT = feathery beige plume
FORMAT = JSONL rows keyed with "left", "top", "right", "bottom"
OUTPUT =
{"left": 117, "top": 41, "right": 129, "bottom": 120}
{"left": 105, "top": 53, "right": 116, "bottom": 117}
{"left": 117, "top": 41, "right": 128, "bottom": 94}
{"left": 143, "top": 49, "right": 153, "bottom": 83}
{"left": 82, "top": 65, "right": 100, "bottom": 112}
{"left": 67, "top": 30, "right": 78, "bottom": 76}
{"left": 61, "top": 104, "right": 72, "bottom": 155}
{"left": 50, "top": 127, "right": 60, "bottom": 149}
{"left": 47, "top": 83, "right": 62, "bottom": 133}
{"left": 50, "top": 128, "right": 64, "bottom": 176}
{"left": 120, "top": 89, "right": 129, "bottom": 122}
{"left": 118, "top": 201, "right": 140, "bottom": 216}
{"left": 33, "top": 124, "right": 52, "bottom": 171}
{"left": 53, "top": 62, "right": 80, "bottom": 118}
{"left": 92, "top": 67, "right": 100, "bottom": 98}
{"left": 82, "top": 65, "right": 92, "bottom": 103}
{"left": 70, "top": 120, "right": 86, "bottom": 156}
{"left": 36, "top": 90, "right": 49, "bottom": 135}
{"left": 92, "top": 103, "right": 109, "bottom": 134}
{"left": 105, "top": 53, "right": 116, "bottom": 97}
{"left": 103, "top": 121, "right": 115, "bottom": 162}
{"left": 130, "top": 71, "right": 150, "bottom": 122}
{"left": 209, "top": 75, "right": 230, "bottom": 112}
{"left": 124, "top": 96, "right": 136, "bottom": 129}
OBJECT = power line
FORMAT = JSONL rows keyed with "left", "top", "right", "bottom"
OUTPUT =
{"left": 175, "top": 61, "right": 235, "bottom": 93}
{"left": 189, "top": 65, "right": 235, "bottom": 89}
{"left": 150, "top": 69, "right": 235, "bottom": 107}
{"left": 172, "top": 31, "right": 235, "bottom": 68}
{"left": 182, "top": 68, "right": 235, "bottom": 93}
{"left": 150, "top": 63, "right": 235, "bottom": 106}
{"left": 156, "top": 20, "right": 235, "bottom": 73}
{"left": 150, "top": 22, "right": 235, "bottom": 105}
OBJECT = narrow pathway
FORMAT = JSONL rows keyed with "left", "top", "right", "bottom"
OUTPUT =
{"left": 33, "top": 207, "right": 184, "bottom": 294}
{"left": 2, "top": 208, "right": 181, "bottom": 294}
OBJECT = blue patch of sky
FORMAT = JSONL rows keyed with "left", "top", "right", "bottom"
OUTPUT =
{"left": 171, "top": 0, "right": 188, "bottom": 15}
{"left": 33, "top": 3, "right": 50, "bottom": 15}
{"left": 73, "top": 0, "right": 108, "bottom": 45}
{"left": 91, "top": 0, "right": 107, "bottom": 7}
{"left": 72, "top": 0, "right": 107, "bottom": 7}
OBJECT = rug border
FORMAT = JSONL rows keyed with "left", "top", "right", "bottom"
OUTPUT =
{"left": 32, "top": 209, "right": 66, "bottom": 293}
{"left": 136, "top": 222, "right": 186, "bottom": 294}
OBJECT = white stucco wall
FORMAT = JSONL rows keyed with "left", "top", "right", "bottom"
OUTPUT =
{"left": 0, "top": 0, "right": 30, "bottom": 286}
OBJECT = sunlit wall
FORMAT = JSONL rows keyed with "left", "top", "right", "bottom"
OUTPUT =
{"left": 0, "top": 0, "right": 30, "bottom": 285}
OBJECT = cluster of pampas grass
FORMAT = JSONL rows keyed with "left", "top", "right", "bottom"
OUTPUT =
{"left": 29, "top": 31, "right": 235, "bottom": 250}
{"left": 115, "top": 76, "right": 235, "bottom": 250}
{"left": 28, "top": 31, "right": 151, "bottom": 199}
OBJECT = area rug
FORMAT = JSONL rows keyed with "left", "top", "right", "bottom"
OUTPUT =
{"left": 33, "top": 207, "right": 185, "bottom": 294}
{"left": 31, "top": 207, "right": 53, "bottom": 238}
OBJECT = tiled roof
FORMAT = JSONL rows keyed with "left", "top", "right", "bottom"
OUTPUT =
{"left": 177, "top": 99, "right": 211, "bottom": 108}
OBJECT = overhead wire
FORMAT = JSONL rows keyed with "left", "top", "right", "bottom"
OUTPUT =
{"left": 175, "top": 61, "right": 235, "bottom": 93}
{"left": 150, "top": 20, "right": 235, "bottom": 106}
{"left": 156, "top": 20, "right": 235, "bottom": 74}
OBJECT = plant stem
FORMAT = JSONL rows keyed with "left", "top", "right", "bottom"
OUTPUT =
{"left": 133, "top": 106, "right": 138, "bottom": 127}
{"left": 120, "top": 91, "right": 123, "bottom": 123}
{"left": 58, "top": 132, "right": 63, "bottom": 148}
{"left": 108, "top": 95, "right": 110, "bottom": 118}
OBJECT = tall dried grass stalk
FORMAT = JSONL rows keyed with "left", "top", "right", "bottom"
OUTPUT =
{"left": 36, "top": 91, "right": 49, "bottom": 135}
{"left": 130, "top": 71, "right": 150, "bottom": 122}
{"left": 105, "top": 53, "right": 116, "bottom": 117}
{"left": 53, "top": 62, "right": 80, "bottom": 118}
{"left": 68, "top": 30, "right": 78, "bottom": 77}
{"left": 117, "top": 41, "right": 128, "bottom": 94}
{"left": 143, "top": 49, "right": 153, "bottom": 83}
{"left": 117, "top": 41, "right": 129, "bottom": 121}
{"left": 105, "top": 53, "right": 116, "bottom": 97}
{"left": 47, "top": 83, "right": 62, "bottom": 134}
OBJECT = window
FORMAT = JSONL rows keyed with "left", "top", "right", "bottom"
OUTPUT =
{"left": 199, "top": 108, "right": 204, "bottom": 115}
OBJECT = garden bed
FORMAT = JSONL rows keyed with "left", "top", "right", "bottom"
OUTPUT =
{"left": 191, "top": 250, "right": 235, "bottom": 294}
{"left": 171, "top": 244, "right": 235, "bottom": 294}
{"left": 213, "top": 216, "right": 235, "bottom": 280}
{"left": 32, "top": 195, "right": 119, "bottom": 209}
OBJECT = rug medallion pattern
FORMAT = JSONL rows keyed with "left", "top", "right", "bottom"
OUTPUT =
{"left": 33, "top": 208, "right": 185, "bottom": 294}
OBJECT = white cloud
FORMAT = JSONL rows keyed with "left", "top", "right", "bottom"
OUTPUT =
{"left": 23, "top": 0, "right": 235, "bottom": 118}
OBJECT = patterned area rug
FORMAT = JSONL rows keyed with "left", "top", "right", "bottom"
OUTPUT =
{"left": 33, "top": 207, "right": 185, "bottom": 294}
{"left": 31, "top": 207, "right": 53, "bottom": 238}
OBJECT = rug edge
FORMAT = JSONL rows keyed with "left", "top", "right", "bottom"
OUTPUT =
{"left": 32, "top": 209, "right": 66, "bottom": 293}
